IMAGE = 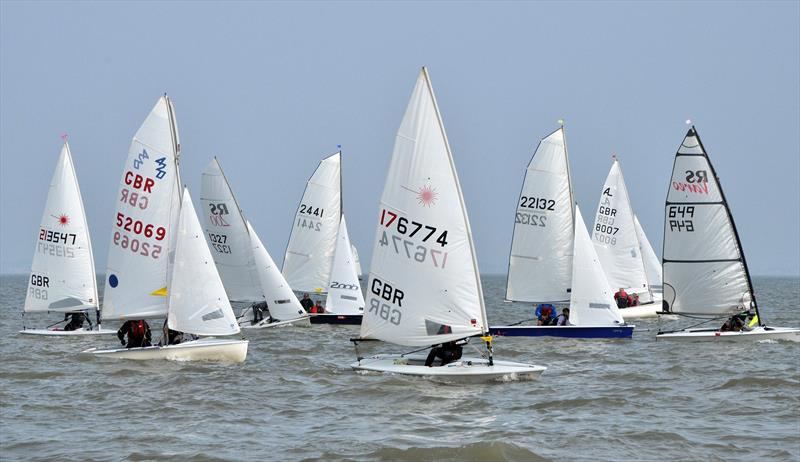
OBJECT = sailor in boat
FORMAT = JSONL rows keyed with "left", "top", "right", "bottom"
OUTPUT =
{"left": 555, "top": 308, "right": 572, "bottom": 326}
{"left": 63, "top": 312, "right": 88, "bottom": 331}
{"left": 423, "top": 325, "right": 464, "bottom": 367}
{"left": 630, "top": 294, "right": 640, "bottom": 307}
{"left": 720, "top": 312, "right": 747, "bottom": 332}
{"left": 251, "top": 301, "right": 268, "bottom": 325}
{"left": 158, "top": 320, "right": 187, "bottom": 346}
{"left": 535, "top": 304, "right": 557, "bottom": 326}
{"left": 300, "top": 294, "right": 314, "bottom": 312}
{"left": 310, "top": 300, "right": 325, "bottom": 314}
{"left": 614, "top": 288, "right": 632, "bottom": 308}
{"left": 117, "top": 319, "right": 152, "bottom": 348}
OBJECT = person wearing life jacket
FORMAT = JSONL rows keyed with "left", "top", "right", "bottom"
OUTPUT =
{"left": 720, "top": 314, "right": 745, "bottom": 332}
{"left": 251, "top": 301, "right": 268, "bottom": 325}
{"left": 117, "top": 319, "right": 152, "bottom": 348}
{"left": 535, "top": 304, "right": 557, "bottom": 326}
{"left": 300, "top": 293, "right": 314, "bottom": 313}
{"left": 614, "top": 288, "right": 631, "bottom": 308}
{"left": 310, "top": 300, "right": 325, "bottom": 314}
{"left": 745, "top": 310, "right": 759, "bottom": 330}
{"left": 555, "top": 308, "right": 572, "bottom": 326}
{"left": 158, "top": 320, "right": 184, "bottom": 346}
{"left": 63, "top": 312, "right": 87, "bottom": 331}
{"left": 425, "top": 325, "right": 463, "bottom": 367}
{"left": 629, "top": 294, "right": 640, "bottom": 307}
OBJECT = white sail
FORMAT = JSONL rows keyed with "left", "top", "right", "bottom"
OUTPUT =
{"left": 663, "top": 127, "right": 753, "bottom": 316}
{"left": 360, "top": 68, "right": 486, "bottom": 347}
{"left": 634, "top": 214, "right": 662, "bottom": 294}
{"left": 325, "top": 217, "right": 365, "bottom": 315}
{"left": 168, "top": 188, "right": 239, "bottom": 336}
{"left": 247, "top": 221, "right": 307, "bottom": 321}
{"left": 200, "top": 158, "right": 261, "bottom": 301}
{"left": 591, "top": 159, "right": 651, "bottom": 302}
{"left": 25, "top": 142, "right": 98, "bottom": 313}
{"left": 282, "top": 152, "right": 341, "bottom": 293}
{"left": 569, "top": 205, "right": 624, "bottom": 326}
{"left": 505, "top": 127, "right": 574, "bottom": 303}
{"left": 351, "top": 244, "right": 362, "bottom": 277}
{"left": 103, "top": 96, "right": 182, "bottom": 320}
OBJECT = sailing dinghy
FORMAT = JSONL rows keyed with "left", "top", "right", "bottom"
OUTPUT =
{"left": 589, "top": 158, "right": 662, "bottom": 318}
{"left": 200, "top": 158, "right": 309, "bottom": 329}
{"left": 83, "top": 96, "right": 247, "bottom": 361}
{"left": 656, "top": 126, "right": 798, "bottom": 342}
{"left": 351, "top": 68, "right": 546, "bottom": 382}
{"left": 20, "top": 141, "right": 114, "bottom": 336}
{"left": 491, "top": 205, "right": 633, "bottom": 338}
{"left": 492, "top": 126, "right": 632, "bottom": 338}
{"left": 320, "top": 216, "right": 365, "bottom": 323}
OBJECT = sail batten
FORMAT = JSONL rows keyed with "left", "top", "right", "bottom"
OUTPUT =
{"left": 662, "top": 126, "right": 755, "bottom": 317}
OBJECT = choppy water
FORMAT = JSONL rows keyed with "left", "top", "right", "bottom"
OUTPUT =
{"left": 1, "top": 274, "right": 798, "bottom": 461}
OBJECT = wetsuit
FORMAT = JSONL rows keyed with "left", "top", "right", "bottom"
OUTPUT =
{"left": 63, "top": 312, "right": 86, "bottom": 331}
{"left": 300, "top": 297, "right": 314, "bottom": 313}
{"left": 252, "top": 301, "right": 268, "bottom": 324}
{"left": 425, "top": 342, "right": 463, "bottom": 367}
{"left": 117, "top": 320, "right": 152, "bottom": 348}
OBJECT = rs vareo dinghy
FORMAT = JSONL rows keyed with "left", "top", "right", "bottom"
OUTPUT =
{"left": 350, "top": 68, "right": 545, "bottom": 382}
{"left": 20, "top": 140, "right": 114, "bottom": 337}
{"left": 83, "top": 97, "right": 247, "bottom": 361}
{"left": 201, "top": 158, "right": 309, "bottom": 329}
{"left": 656, "top": 126, "right": 799, "bottom": 342}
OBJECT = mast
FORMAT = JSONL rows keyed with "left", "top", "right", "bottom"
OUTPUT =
{"left": 616, "top": 157, "right": 653, "bottom": 301}
{"left": 691, "top": 126, "right": 760, "bottom": 324}
{"left": 214, "top": 156, "right": 250, "bottom": 237}
{"left": 421, "top": 67, "right": 489, "bottom": 336}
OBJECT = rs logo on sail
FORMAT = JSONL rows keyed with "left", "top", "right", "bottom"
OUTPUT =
{"left": 672, "top": 170, "right": 709, "bottom": 194}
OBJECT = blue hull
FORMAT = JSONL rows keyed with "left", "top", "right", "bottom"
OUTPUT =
{"left": 489, "top": 325, "right": 634, "bottom": 339}
{"left": 309, "top": 314, "right": 363, "bottom": 325}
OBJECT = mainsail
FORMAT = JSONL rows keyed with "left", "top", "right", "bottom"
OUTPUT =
{"left": 282, "top": 152, "right": 342, "bottom": 293}
{"left": 247, "top": 221, "right": 307, "bottom": 321}
{"left": 325, "top": 217, "right": 365, "bottom": 315}
{"left": 662, "top": 126, "right": 755, "bottom": 316}
{"left": 360, "top": 67, "right": 486, "bottom": 347}
{"left": 634, "top": 214, "right": 662, "bottom": 296}
{"left": 591, "top": 159, "right": 651, "bottom": 302}
{"left": 25, "top": 142, "right": 98, "bottom": 313}
{"left": 505, "top": 127, "right": 575, "bottom": 303}
{"left": 103, "top": 96, "right": 182, "bottom": 320}
{"left": 200, "top": 158, "right": 261, "bottom": 301}
{"left": 168, "top": 188, "right": 239, "bottom": 336}
{"left": 351, "top": 244, "right": 362, "bottom": 277}
{"left": 569, "top": 205, "right": 625, "bottom": 326}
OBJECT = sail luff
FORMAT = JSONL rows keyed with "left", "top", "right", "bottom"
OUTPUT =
{"left": 421, "top": 67, "right": 488, "bottom": 331}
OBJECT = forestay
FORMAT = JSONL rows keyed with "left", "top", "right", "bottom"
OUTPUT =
{"left": 325, "top": 217, "right": 365, "bottom": 315}
{"left": 103, "top": 96, "right": 182, "bottom": 320}
{"left": 201, "top": 158, "right": 261, "bottom": 301}
{"left": 591, "top": 159, "right": 651, "bottom": 302}
{"left": 360, "top": 68, "right": 486, "bottom": 347}
{"left": 168, "top": 189, "right": 239, "bottom": 336}
{"left": 662, "top": 127, "right": 753, "bottom": 316}
{"left": 25, "top": 142, "right": 98, "bottom": 313}
{"left": 634, "top": 215, "right": 662, "bottom": 294}
{"left": 506, "top": 127, "right": 574, "bottom": 303}
{"left": 282, "top": 152, "right": 341, "bottom": 293}
{"left": 569, "top": 205, "right": 625, "bottom": 326}
{"left": 247, "top": 221, "right": 307, "bottom": 321}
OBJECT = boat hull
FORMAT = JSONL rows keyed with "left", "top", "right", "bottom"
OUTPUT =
{"left": 19, "top": 327, "right": 117, "bottom": 337}
{"left": 241, "top": 316, "right": 311, "bottom": 329}
{"left": 351, "top": 354, "right": 546, "bottom": 383}
{"left": 309, "top": 313, "right": 363, "bottom": 325}
{"left": 489, "top": 324, "right": 634, "bottom": 338}
{"left": 656, "top": 326, "right": 800, "bottom": 342}
{"left": 83, "top": 337, "right": 249, "bottom": 362}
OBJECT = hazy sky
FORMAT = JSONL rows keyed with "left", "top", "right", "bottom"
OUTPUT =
{"left": 1, "top": 1, "right": 798, "bottom": 276}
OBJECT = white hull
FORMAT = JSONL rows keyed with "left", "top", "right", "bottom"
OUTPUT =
{"left": 83, "top": 337, "right": 249, "bottom": 362}
{"left": 617, "top": 295, "right": 665, "bottom": 319}
{"left": 241, "top": 316, "right": 311, "bottom": 329}
{"left": 656, "top": 326, "right": 800, "bottom": 342}
{"left": 19, "top": 327, "right": 117, "bottom": 337}
{"left": 351, "top": 354, "right": 546, "bottom": 383}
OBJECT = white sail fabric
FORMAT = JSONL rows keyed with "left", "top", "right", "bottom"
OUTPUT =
{"left": 351, "top": 244, "right": 362, "bottom": 277}
{"left": 591, "top": 159, "right": 651, "bottom": 302}
{"left": 325, "top": 217, "right": 365, "bottom": 315}
{"left": 168, "top": 189, "right": 239, "bottom": 336}
{"left": 200, "top": 158, "right": 261, "bottom": 301}
{"left": 103, "top": 96, "right": 182, "bottom": 320}
{"left": 360, "top": 68, "right": 486, "bottom": 347}
{"left": 634, "top": 215, "right": 662, "bottom": 294}
{"left": 282, "top": 152, "right": 341, "bottom": 293}
{"left": 506, "top": 128, "right": 574, "bottom": 303}
{"left": 569, "top": 205, "right": 624, "bottom": 326}
{"left": 247, "top": 221, "right": 307, "bottom": 321}
{"left": 25, "top": 142, "right": 98, "bottom": 313}
{"left": 663, "top": 127, "right": 752, "bottom": 316}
